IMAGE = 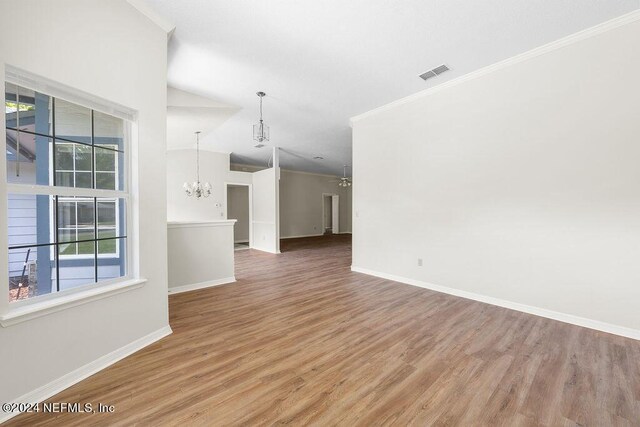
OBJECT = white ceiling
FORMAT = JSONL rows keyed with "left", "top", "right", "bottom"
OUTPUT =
{"left": 166, "top": 87, "right": 239, "bottom": 151}
{"left": 150, "top": 0, "right": 639, "bottom": 176}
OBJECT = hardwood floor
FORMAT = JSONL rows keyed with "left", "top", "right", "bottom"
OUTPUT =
{"left": 8, "top": 235, "right": 640, "bottom": 426}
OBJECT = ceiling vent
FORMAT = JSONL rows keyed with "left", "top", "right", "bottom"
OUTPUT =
{"left": 419, "top": 64, "right": 450, "bottom": 81}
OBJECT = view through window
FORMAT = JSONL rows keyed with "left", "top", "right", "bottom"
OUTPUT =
{"left": 5, "top": 82, "right": 129, "bottom": 302}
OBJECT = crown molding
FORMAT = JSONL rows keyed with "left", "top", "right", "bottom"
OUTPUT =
{"left": 350, "top": 9, "right": 640, "bottom": 125}
{"left": 127, "top": 0, "right": 176, "bottom": 39}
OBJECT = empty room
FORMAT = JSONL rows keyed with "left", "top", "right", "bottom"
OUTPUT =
{"left": 1, "top": 1, "right": 639, "bottom": 425}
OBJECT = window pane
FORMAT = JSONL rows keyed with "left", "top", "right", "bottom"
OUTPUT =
{"left": 54, "top": 246, "right": 95, "bottom": 292}
{"left": 54, "top": 98, "right": 91, "bottom": 144}
{"left": 98, "top": 228, "right": 116, "bottom": 241}
{"left": 7, "top": 192, "right": 57, "bottom": 302}
{"left": 5, "top": 82, "right": 18, "bottom": 117}
{"left": 57, "top": 198, "right": 94, "bottom": 243}
{"left": 58, "top": 201, "right": 76, "bottom": 227}
{"left": 95, "top": 173, "right": 115, "bottom": 190}
{"left": 58, "top": 229, "right": 76, "bottom": 256}
{"left": 54, "top": 142, "right": 92, "bottom": 188}
{"left": 97, "top": 198, "right": 124, "bottom": 238}
{"left": 9, "top": 245, "right": 54, "bottom": 302}
{"left": 97, "top": 199, "right": 116, "bottom": 226}
{"left": 7, "top": 193, "right": 55, "bottom": 247}
{"left": 76, "top": 231, "right": 95, "bottom": 255}
{"left": 95, "top": 147, "right": 115, "bottom": 171}
{"left": 55, "top": 171, "right": 74, "bottom": 187}
{"left": 75, "top": 144, "right": 92, "bottom": 171}
{"left": 58, "top": 240, "right": 76, "bottom": 256}
{"left": 94, "top": 146, "right": 122, "bottom": 190}
{"left": 6, "top": 130, "right": 52, "bottom": 185}
{"left": 96, "top": 198, "right": 125, "bottom": 279}
{"left": 75, "top": 172, "right": 91, "bottom": 188}
{"left": 5, "top": 84, "right": 52, "bottom": 136}
{"left": 77, "top": 200, "right": 94, "bottom": 226}
{"left": 54, "top": 197, "right": 96, "bottom": 290}
{"left": 55, "top": 143, "right": 74, "bottom": 170}
{"left": 98, "top": 238, "right": 126, "bottom": 281}
{"left": 97, "top": 237, "right": 117, "bottom": 254}
{"left": 94, "top": 111, "right": 124, "bottom": 151}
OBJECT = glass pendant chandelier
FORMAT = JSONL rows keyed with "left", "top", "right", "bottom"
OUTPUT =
{"left": 338, "top": 165, "right": 352, "bottom": 187}
{"left": 183, "top": 131, "right": 212, "bottom": 198}
{"left": 253, "top": 91, "right": 269, "bottom": 147}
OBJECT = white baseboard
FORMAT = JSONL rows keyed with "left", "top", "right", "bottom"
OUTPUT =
{"left": 168, "top": 277, "right": 236, "bottom": 294}
{"left": 351, "top": 266, "right": 640, "bottom": 341}
{"left": 0, "top": 325, "right": 172, "bottom": 424}
{"left": 250, "top": 245, "right": 280, "bottom": 254}
{"left": 281, "top": 232, "right": 351, "bottom": 239}
{"left": 281, "top": 233, "right": 324, "bottom": 239}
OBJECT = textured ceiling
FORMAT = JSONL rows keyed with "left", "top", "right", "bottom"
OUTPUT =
{"left": 151, "top": 0, "right": 640, "bottom": 175}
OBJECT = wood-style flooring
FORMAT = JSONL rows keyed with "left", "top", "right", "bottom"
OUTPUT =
{"left": 7, "top": 235, "right": 640, "bottom": 426}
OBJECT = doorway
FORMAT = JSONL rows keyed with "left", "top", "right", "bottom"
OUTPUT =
{"left": 322, "top": 194, "right": 339, "bottom": 235}
{"left": 226, "top": 183, "right": 252, "bottom": 250}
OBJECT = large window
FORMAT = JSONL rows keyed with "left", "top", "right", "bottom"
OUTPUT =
{"left": 5, "top": 82, "right": 129, "bottom": 303}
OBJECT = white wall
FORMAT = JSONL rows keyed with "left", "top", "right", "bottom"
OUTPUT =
{"left": 252, "top": 167, "right": 280, "bottom": 253}
{"left": 230, "top": 163, "right": 353, "bottom": 238}
{"left": 167, "top": 150, "right": 282, "bottom": 251}
{"left": 279, "top": 170, "right": 352, "bottom": 238}
{"left": 0, "top": 0, "right": 170, "bottom": 407}
{"left": 166, "top": 150, "right": 251, "bottom": 222}
{"left": 352, "top": 16, "right": 640, "bottom": 335}
{"left": 227, "top": 186, "right": 250, "bottom": 242}
{"left": 167, "top": 221, "right": 235, "bottom": 292}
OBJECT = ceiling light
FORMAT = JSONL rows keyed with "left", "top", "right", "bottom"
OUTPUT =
{"left": 337, "top": 165, "right": 352, "bottom": 188}
{"left": 253, "top": 91, "right": 269, "bottom": 146}
{"left": 183, "top": 131, "right": 212, "bottom": 199}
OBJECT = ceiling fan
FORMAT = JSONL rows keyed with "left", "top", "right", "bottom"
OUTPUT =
{"left": 329, "top": 165, "right": 352, "bottom": 187}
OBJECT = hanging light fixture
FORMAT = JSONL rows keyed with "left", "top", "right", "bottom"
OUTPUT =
{"left": 253, "top": 91, "right": 269, "bottom": 147}
{"left": 338, "top": 165, "right": 352, "bottom": 188}
{"left": 183, "top": 131, "right": 212, "bottom": 198}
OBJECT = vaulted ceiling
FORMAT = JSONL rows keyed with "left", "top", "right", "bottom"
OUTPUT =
{"left": 150, "top": 0, "right": 639, "bottom": 175}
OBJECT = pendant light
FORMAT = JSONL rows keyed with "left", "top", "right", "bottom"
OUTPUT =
{"left": 183, "top": 131, "right": 212, "bottom": 198}
{"left": 253, "top": 91, "right": 269, "bottom": 147}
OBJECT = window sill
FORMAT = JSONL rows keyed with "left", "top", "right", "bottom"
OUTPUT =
{"left": 0, "top": 278, "right": 147, "bottom": 327}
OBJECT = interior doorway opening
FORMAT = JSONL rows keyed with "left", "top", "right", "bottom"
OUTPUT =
{"left": 226, "top": 183, "right": 252, "bottom": 250}
{"left": 322, "top": 194, "right": 339, "bottom": 235}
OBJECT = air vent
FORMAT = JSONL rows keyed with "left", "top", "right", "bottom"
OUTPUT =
{"left": 419, "top": 64, "right": 450, "bottom": 81}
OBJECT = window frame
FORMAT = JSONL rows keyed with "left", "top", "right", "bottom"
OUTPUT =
{"left": 3, "top": 68, "right": 136, "bottom": 310}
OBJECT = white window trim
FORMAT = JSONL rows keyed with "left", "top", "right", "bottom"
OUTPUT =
{"left": 0, "top": 277, "right": 146, "bottom": 327}
{"left": 2, "top": 69, "right": 141, "bottom": 323}
{"left": 6, "top": 183, "right": 126, "bottom": 198}
{"left": 5, "top": 65, "right": 137, "bottom": 122}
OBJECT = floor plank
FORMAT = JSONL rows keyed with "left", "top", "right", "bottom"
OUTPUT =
{"left": 6, "top": 235, "right": 640, "bottom": 426}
